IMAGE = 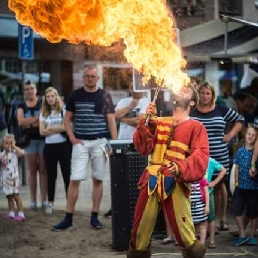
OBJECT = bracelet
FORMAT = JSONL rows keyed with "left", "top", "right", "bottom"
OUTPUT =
{"left": 235, "top": 182, "right": 239, "bottom": 187}
{"left": 251, "top": 164, "right": 256, "bottom": 168}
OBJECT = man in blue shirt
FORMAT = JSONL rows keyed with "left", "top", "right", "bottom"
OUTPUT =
{"left": 53, "top": 65, "right": 117, "bottom": 230}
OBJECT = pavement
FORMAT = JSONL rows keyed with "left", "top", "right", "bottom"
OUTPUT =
{"left": 0, "top": 162, "right": 112, "bottom": 212}
{"left": 1, "top": 163, "right": 258, "bottom": 257}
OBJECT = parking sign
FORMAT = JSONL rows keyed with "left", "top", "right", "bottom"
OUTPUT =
{"left": 18, "top": 24, "right": 34, "bottom": 60}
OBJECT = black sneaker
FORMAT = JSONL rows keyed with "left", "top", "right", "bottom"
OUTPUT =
{"left": 52, "top": 217, "right": 72, "bottom": 231}
{"left": 104, "top": 209, "right": 112, "bottom": 218}
{"left": 91, "top": 215, "right": 103, "bottom": 229}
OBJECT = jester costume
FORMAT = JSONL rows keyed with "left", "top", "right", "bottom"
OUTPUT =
{"left": 127, "top": 116, "right": 209, "bottom": 258}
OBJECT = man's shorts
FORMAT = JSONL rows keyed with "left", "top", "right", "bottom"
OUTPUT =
{"left": 70, "top": 138, "right": 108, "bottom": 181}
{"left": 24, "top": 139, "right": 44, "bottom": 154}
{"left": 208, "top": 192, "right": 216, "bottom": 222}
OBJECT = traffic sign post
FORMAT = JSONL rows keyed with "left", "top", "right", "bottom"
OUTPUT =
{"left": 18, "top": 24, "right": 34, "bottom": 60}
{"left": 18, "top": 24, "right": 34, "bottom": 184}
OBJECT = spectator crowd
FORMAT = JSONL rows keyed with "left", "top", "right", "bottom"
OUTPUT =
{"left": 0, "top": 65, "right": 258, "bottom": 253}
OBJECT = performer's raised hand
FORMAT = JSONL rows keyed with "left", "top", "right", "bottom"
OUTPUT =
{"left": 146, "top": 102, "right": 157, "bottom": 116}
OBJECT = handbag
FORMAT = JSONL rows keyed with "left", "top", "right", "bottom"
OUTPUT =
{"left": 16, "top": 129, "right": 30, "bottom": 148}
{"left": 60, "top": 109, "right": 69, "bottom": 140}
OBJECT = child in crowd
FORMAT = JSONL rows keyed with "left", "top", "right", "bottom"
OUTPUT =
{"left": 161, "top": 214, "right": 176, "bottom": 245}
{"left": 190, "top": 177, "right": 210, "bottom": 245}
{"left": 0, "top": 134, "right": 25, "bottom": 221}
{"left": 205, "top": 157, "right": 226, "bottom": 249}
{"left": 232, "top": 124, "right": 258, "bottom": 246}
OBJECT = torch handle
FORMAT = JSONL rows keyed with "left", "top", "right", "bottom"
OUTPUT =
{"left": 145, "top": 114, "right": 151, "bottom": 126}
{"left": 145, "top": 84, "right": 162, "bottom": 126}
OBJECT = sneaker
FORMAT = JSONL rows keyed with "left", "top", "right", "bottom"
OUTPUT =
{"left": 161, "top": 237, "right": 175, "bottom": 245}
{"left": 3, "top": 214, "right": 14, "bottom": 220}
{"left": 14, "top": 215, "right": 25, "bottom": 222}
{"left": 104, "top": 209, "right": 112, "bottom": 218}
{"left": 247, "top": 237, "right": 257, "bottom": 246}
{"left": 90, "top": 215, "right": 103, "bottom": 229}
{"left": 29, "top": 203, "right": 37, "bottom": 211}
{"left": 52, "top": 217, "right": 72, "bottom": 231}
{"left": 42, "top": 202, "right": 48, "bottom": 211}
{"left": 45, "top": 204, "right": 53, "bottom": 214}
{"left": 235, "top": 236, "right": 249, "bottom": 246}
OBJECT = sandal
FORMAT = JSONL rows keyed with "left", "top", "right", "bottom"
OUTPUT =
{"left": 208, "top": 243, "right": 216, "bottom": 249}
{"left": 218, "top": 220, "right": 229, "bottom": 231}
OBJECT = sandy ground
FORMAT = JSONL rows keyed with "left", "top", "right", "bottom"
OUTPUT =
{"left": 1, "top": 208, "right": 258, "bottom": 258}
{"left": 0, "top": 209, "right": 120, "bottom": 258}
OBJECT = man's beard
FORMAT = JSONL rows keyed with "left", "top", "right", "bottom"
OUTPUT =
{"left": 172, "top": 98, "right": 191, "bottom": 110}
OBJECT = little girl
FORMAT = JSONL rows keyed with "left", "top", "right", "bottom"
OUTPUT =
{"left": 190, "top": 177, "right": 210, "bottom": 244}
{"left": 1, "top": 134, "right": 25, "bottom": 221}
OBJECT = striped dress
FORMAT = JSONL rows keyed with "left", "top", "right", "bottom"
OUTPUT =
{"left": 190, "top": 181, "right": 207, "bottom": 224}
{"left": 190, "top": 105, "right": 244, "bottom": 176}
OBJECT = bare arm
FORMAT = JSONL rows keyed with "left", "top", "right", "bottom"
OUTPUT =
{"left": 115, "top": 99, "right": 139, "bottom": 120}
{"left": 251, "top": 138, "right": 258, "bottom": 167}
{"left": 12, "top": 144, "right": 25, "bottom": 156}
{"left": 209, "top": 166, "right": 227, "bottom": 188}
{"left": 106, "top": 113, "right": 117, "bottom": 140}
{"left": 120, "top": 117, "right": 140, "bottom": 127}
{"left": 48, "top": 124, "right": 66, "bottom": 133}
{"left": 224, "top": 122, "right": 243, "bottom": 142}
{"left": 39, "top": 121, "right": 55, "bottom": 136}
{"left": 17, "top": 108, "right": 38, "bottom": 128}
{"left": 204, "top": 186, "right": 210, "bottom": 214}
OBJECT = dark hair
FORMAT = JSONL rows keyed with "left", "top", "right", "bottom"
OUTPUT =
{"left": 233, "top": 91, "right": 248, "bottom": 101}
{"left": 250, "top": 77, "right": 258, "bottom": 88}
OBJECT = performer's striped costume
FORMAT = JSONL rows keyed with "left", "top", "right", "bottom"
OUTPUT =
{"left": 127, "top": 116, "right": 209, "bottom": 258}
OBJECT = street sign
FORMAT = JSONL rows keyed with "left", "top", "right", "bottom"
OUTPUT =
{"left": 18, "top": 24, "right": 34, "bottom": 60}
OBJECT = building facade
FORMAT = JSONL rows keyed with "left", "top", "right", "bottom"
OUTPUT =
{"left": 0, "top": 0, "right": 258, "bottom": 103}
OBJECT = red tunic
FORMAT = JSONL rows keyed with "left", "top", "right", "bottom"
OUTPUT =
{"left": 133, "top": 116, "right": 209, "bottom": 198}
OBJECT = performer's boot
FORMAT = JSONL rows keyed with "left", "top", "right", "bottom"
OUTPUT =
{"left": 126, "top": 245, "right": 151, "bottom": 258}
{"left": 181, "top": 239, "right": 206, "bottom": 258}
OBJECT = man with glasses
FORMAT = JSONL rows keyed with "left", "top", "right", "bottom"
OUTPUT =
{"left": 53, "top": 65, "right": 117, "bottom": 230}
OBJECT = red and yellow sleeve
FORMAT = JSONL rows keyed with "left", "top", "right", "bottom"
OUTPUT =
{"left": 174, "top": 122, "right": 209, "bottom": 183}
{"left": 133, "top": 116, "right": 158, "bottom": 157}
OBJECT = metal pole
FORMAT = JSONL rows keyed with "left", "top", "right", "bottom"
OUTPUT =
{"left": 21, "top": 60, "right": 27, "bottom": 186}
{"left": 224, "top": 20, "right": 229, "bottom": 55}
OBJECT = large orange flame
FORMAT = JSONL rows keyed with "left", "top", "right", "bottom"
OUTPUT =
{"left": 8, "top": 0, "right": 189, "bottom": 92}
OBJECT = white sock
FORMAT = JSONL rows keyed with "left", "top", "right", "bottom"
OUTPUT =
{"left": 42, "top": 201, "right": 48, "bottom": 206}
{"left": 8, "top": 211, "right": 15, "bottom": 217}
{"left": 18, "top": 211, "right": 25, "bottom": 218}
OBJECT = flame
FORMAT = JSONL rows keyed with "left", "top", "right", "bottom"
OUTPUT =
{"left": 8, "top": 0, "right": 189, "bottom": 92}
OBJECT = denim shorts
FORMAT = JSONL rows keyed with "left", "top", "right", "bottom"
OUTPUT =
{"left": 24, "top": 139, "right": 45, "bottom": 154}
{"left": 70, "top": 138, "right": 108, "bottom": 181}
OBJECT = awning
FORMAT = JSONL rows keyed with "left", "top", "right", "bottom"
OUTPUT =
{"left": 181, "top": 19, "right": 258, "bottom": 62}
{"left": 0, "top": 14, "right": 41, "bottom": 39}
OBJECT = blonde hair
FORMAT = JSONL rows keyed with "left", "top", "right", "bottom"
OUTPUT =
{"left": 41, "top": 87, "right": 62, "bottom": 117}
{"left": 188, "top": 82, "right": 199, "bottom": 107}
{"left": 246, "top": 123, "right": 258, "bottom": 134}
{"left": 2, "top": 134, "right": 16, "bottom": 147}
{"left": 198, "top": 82, "right": 217, "bottom": 106}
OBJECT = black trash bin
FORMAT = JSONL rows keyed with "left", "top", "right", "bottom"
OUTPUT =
{"left": 109, "top": 140, "right": 148, "bottom": 251}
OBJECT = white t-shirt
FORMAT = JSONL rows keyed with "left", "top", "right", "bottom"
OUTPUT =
{"left": 116, "top": 97, "right": 149, "bottom": 140}
{"left": 39, "top": 109, "right": 66, "bottom": 144}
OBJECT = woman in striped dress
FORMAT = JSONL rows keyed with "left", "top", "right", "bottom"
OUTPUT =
{"left": 190, "top": 82, "right": 245, "bottom": 231}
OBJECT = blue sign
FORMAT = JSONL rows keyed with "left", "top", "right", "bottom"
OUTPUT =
{"left": 18, "top": 24, "right": 34, "bottom": 60}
